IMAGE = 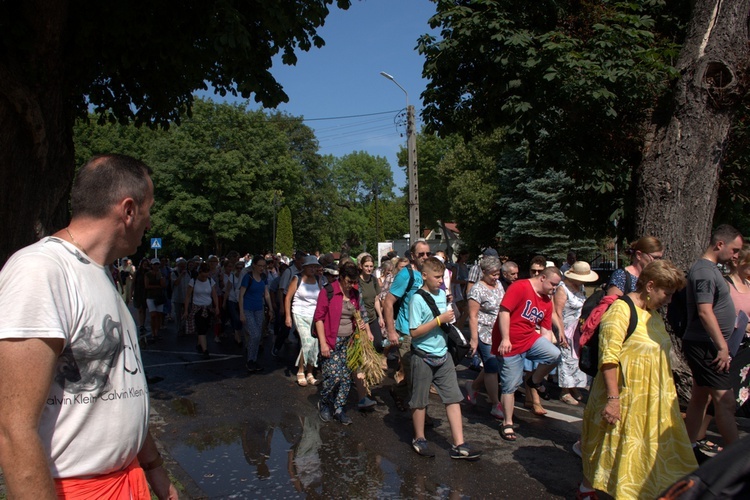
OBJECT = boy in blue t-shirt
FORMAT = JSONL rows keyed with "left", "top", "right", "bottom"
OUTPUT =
{"left": 408, "top": 257, "right": 481, "bottom": 460}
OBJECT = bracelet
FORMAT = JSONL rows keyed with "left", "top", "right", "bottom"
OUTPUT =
{"left": 607, "top": 396, "right": 619, "bottom": 400}
{"left": 141, "top": 453, "right": 164, "bottom": 472}
{"left": 436, "top": 317, "right": 441, "bottom": 327}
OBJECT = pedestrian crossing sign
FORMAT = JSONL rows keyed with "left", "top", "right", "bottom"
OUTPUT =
{"left": 150, "top": 238, "right": 162, "bottom": 249}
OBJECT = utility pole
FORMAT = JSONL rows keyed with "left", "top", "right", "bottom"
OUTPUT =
{"left": 380, "top": 71, "right": 420, "bottom": 243}
{"left": 406, "top": 104, "right": 419, "bottom": 243}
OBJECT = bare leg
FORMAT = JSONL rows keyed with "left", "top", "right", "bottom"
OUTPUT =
{"left": 445, "top": 403, "right": 464, "bottom": 445}
{"left": 684, "top": 383, "right": 711, "bottom": 442}
{"left": 471, "top": 369, "right": 485, "bottom": 392}
{"left": 484, "top": 372, "right": 499, "bottom": 406}
{"left": 501, "top": 393, "right": 515, "bottom": 426}
{"left": 412, "top": 407, "right": 426, "bottom": 439}
{"left": 712, "top": 388, "right": 739, "bottom": 445}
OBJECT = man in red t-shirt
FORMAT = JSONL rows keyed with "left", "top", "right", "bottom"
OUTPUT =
{"left": 491, "top": 267, "right": 562, "bottom": 441}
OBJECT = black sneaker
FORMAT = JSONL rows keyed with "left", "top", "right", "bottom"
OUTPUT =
{"left": 202, "top": 350, "right": 210, "bottom": 360}
{"left": 411, "top": 438, "right": 435, "bottom": 457}
{"left": 246, "top": 360, "right": 254, "bottom": 372}
{"left": 450, "top": 442, "right": 482, "bottom": 460}
{"left": 318, "top": 401, "right": 332, "bottom": 423}
{"left": 334, "top": 411, "right": 353, "bottom": 425}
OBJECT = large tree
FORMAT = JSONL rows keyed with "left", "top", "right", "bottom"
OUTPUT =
{"left": 0, "top": 0, "right": 350, "bottom": 266}
{"left": 636, "top": 0, "right": 750, "bottom": 269}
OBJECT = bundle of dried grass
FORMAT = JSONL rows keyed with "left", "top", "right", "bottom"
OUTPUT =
{"left": 346, "top": 310, "right": 385, "bottom": 394}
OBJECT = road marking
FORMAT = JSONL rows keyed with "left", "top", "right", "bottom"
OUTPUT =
{"left": 516, "top": 405, "right": 582, "bottom": 423}
{"left": 144, "top": 351, "right": 243, "bottom": 368}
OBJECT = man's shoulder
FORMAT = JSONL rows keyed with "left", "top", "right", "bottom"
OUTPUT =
{"left": 2, "top": 237, "right": 81, "bottom": 278}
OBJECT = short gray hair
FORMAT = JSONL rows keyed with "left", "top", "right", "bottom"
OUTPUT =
{"left": 480, "top": 256, "right": 501, "bottom": 274}
{"left": 501, "top": 261, "right": 518, "bottom": 273}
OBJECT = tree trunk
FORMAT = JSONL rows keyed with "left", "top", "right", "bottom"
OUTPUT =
{"left": 0, "top": 1, "right": 75, "bottom": 267}
{"left": 635, "top": 0, "right": 750, "bottom": 402}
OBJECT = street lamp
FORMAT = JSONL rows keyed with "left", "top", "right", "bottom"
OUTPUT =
{"left": 380, "top": 71, "right": 420, "bottom": 244}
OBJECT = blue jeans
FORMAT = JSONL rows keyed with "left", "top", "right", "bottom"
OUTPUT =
{"left": 498, "top": 337, "right": 561, "bottom": 394}
{"left": 243, "top": 309, "right": 264, "bottom": 361}
{"left": 477, "top": 340, "right": 499, "bottom": 374}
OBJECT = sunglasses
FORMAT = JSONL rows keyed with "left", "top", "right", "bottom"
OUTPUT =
{"left": 416, "top": 252, "right": 432, "bottom": 258}
{"left": 530, "top": 269, "right": 543, "bottom": 275}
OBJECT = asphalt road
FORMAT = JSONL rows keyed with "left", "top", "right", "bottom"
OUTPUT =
{"left": 142, "top": 321, "right": 590, "bottom": 499}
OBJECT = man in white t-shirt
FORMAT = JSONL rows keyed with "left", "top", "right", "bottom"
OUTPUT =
{"left": 0, "top": 154, "right": 177, "bottom": 499}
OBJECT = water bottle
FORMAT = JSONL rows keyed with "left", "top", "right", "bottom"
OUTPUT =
{"left": 382, "top": 335, "right": 408, "bottom": 348}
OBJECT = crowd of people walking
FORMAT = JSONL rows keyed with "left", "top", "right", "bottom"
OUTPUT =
{"left": 116, "top": 228, "right": 750, "bottom": 499}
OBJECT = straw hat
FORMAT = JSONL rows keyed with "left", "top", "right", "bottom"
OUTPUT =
{"left": 563, "top": 261, "right": 599, "bottom": 283}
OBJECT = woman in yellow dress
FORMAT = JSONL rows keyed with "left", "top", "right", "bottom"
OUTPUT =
{"left": 579, "top": 260, "right": 697, "bottom": 499}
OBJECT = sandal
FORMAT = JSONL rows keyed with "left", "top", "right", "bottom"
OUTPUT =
{"left": 526, "top": 376, "right": 548, "bottom": 396}
{"left": 306, "top": 374, "right": 319, "bottom": 386}
{"left": 296, "top": 373, "right": 308, "bottom": 387}
{"left": 575, "top": 488, "right": 599, "bottom": 500}
{"left": 561, "top": 394, "right": 580, "bottom": 406}
{"left": 697, "top": 438, "right": 723, "bottom": 454}
{"left": 500, "top": 424, "right": 517, "bottom": 441}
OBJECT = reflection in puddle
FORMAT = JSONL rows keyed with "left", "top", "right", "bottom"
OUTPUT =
{"left": 170, "top": 413, "right": 465, "bottom": 499}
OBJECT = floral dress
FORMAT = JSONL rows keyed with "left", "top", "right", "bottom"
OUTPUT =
{"left": 558, "top": 282, "right": 588, "bottom": 389}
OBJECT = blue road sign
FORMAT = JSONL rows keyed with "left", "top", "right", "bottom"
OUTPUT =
{"left": 151, "top": 238, "right": 162, "bottom": 249}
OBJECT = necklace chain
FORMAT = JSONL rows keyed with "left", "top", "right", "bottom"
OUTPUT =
{"left": 65, "top": 227, "right": 87, "bottom": 255}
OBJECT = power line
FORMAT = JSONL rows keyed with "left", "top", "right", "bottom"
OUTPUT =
{"left": 263, "top": 109, "right": 403, "bottom": 122}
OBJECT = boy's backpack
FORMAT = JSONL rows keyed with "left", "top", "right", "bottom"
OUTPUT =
{"left": 414, "top": 289, "right": 470, "bottom": 364}
{"left": 578, "top": 295, "right": 638, "bottom": 377}
{"left": 666, "top": 286, "right": 688, "bottom": 338}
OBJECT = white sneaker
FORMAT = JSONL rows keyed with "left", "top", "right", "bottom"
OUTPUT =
{"left": 572, "top": 440, "right": 582, "bottom": 458}
{"left": 464, "top": 381, "right": 478, "bottom": 405}
{"left": 490, "top": 403, "right": 504, "bottom": 420}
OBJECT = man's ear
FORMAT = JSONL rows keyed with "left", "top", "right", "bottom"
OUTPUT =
{"left": 120, "top": 198, "right": 136, "bottom": 223}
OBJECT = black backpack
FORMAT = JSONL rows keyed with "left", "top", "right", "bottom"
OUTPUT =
{"left": 579, "top": 271, "right": 632, "bottom": 326}
{"left": 578, "top": 295, "right": 638, "bottom": 377}
{"left": 414, "top": 289, "right": 470, "bottom": 364}
{"left": 666, "top": 286, "right": 688, "bottom": 338}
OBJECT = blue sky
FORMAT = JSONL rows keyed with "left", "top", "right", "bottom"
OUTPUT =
{"left": 206, "top": 0, "right": 438, "bottom": 189}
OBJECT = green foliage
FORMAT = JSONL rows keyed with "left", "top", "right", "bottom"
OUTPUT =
{"left": 324, "top": 151, "right": 401, "bottom": 253}
{"left": 276, "top": 206, "right": 294, "bottom": 255}
{"left": 418, "top": 0, "right": 689, "bottom": 235}
{"left": 0, "top": 0, "right": 352, "bottom": 128}
{"left": 439, "top": 130, "right": 508, "bottom": 252}
{"left": 496, "top": 165, "right": 599, "bottom": 261}
{"left": 73, "top": 99, "right": 321, "bottom": 256}
{"left": 73, "top": 101, "right": 407, "bottom": 257}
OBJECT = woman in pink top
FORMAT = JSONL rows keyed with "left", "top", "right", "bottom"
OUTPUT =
{"left": 727, "top": 244, "right": 750, "bottom": 324}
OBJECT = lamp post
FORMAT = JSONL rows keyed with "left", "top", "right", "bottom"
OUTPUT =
{"left": 380, "top": 71, "right": 420, "bottom": 243}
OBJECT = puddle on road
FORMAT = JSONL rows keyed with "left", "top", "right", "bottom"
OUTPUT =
{"left": 170, "top": 414, "right": 467, "bottom": 499}
{"left": 172, "top": 397, "right": 197, "bottom": 416}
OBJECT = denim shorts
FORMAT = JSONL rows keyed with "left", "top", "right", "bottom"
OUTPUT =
{"left": 497, "top": 336, "right": 561, "bottom": 394}
{"left": 477, "top": 340, "right": 499, "bottom": 374}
